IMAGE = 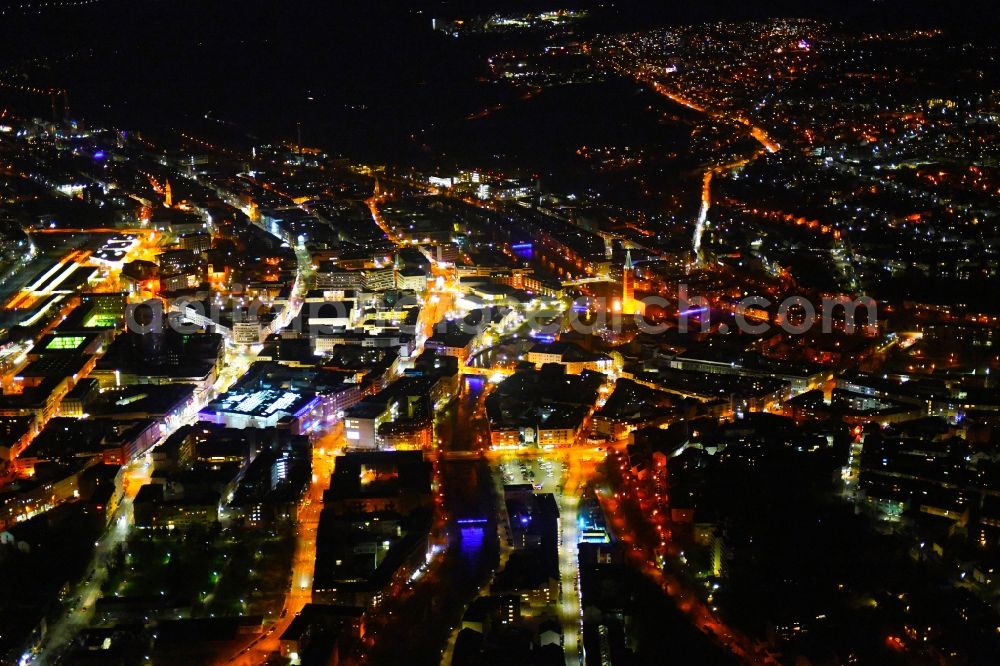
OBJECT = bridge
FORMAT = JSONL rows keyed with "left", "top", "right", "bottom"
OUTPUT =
{"left": 438, "top": 450, "right": 487, "bottom": 461}
{"left": 560, "top": 276, "right": 613, "bottom": 287}
{"left": 462, "top": 367, "right": 514, "bottom": 379}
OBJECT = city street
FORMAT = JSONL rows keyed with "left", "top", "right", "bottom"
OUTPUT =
{"left": 487, "top": 447, "right": 605, "bottom": 666}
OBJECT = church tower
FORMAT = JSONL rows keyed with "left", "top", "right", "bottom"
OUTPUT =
{"left": 623, "top": 249, "right": 634, "bottom": 306}
{"left": 164, "top": 180, "right": 173, "bottom": 208}
{"left": 621, "top": 249, "right": 644, "bottom": 316}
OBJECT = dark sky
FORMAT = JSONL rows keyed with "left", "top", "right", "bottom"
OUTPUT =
{"left": 0, "top": 0, "right": 995, "bottom": 160}
{"left": 1, "top": 0, "right": 996, "bottom": 49}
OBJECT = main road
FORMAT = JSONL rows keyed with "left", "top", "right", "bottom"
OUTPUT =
{"left": 641, "top": 79, "right": 780, "bottom": 266}
{"left": 483, "top": 444, "right": 607, "bottom": 666}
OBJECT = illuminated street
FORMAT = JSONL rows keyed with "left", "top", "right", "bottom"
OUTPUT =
{"left": 1, "top": 5, "right": 999, "bottom": 666}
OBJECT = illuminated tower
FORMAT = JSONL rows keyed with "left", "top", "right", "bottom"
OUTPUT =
{"left": 164, "top": 180, "right": 173, "bottom": 208}
{"left": 622, "top": 249, "right": 634, "bottom": 305}
{"left": 621, "top": 249, "right": 644, "bottom": 316}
